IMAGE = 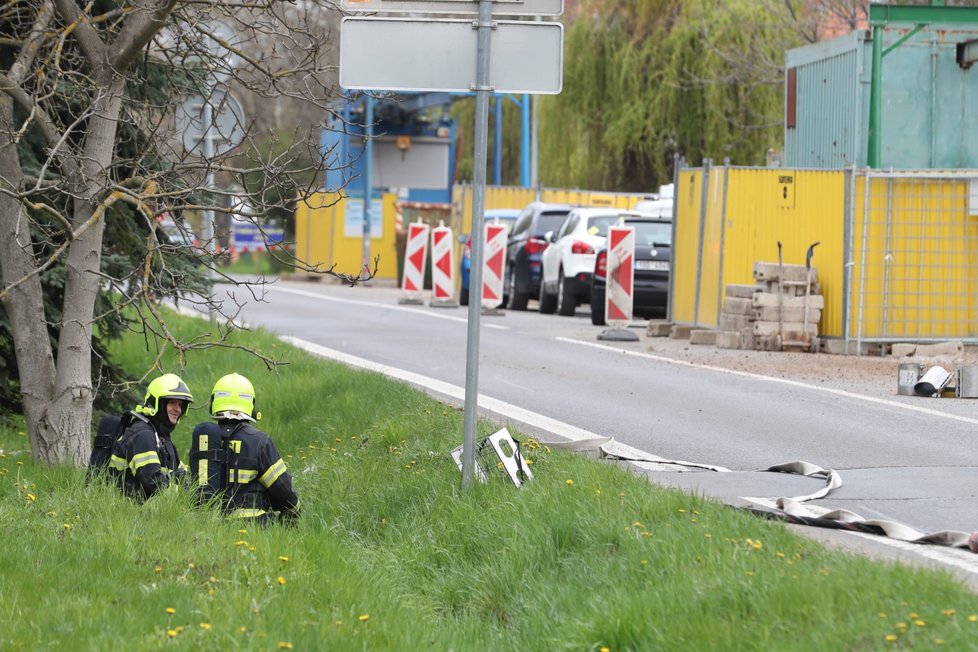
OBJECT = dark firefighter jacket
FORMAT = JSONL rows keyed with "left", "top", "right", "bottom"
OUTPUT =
{"left": 189, "top": 420, "right": 299, "bottom": 522}
{"left": 107, "top": 414, "right": 179, "bottom": 500}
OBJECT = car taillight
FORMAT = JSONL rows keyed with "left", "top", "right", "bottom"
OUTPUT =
{"left": 594, "top": 250, "right": 607, "bottom": 280}
{"left": 571, "top": 240, "right": 594, "bottom": 255}
{"left": 525, "top": 237, "right": 548, "bottom": 255}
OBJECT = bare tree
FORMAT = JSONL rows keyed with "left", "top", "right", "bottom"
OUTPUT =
{"left": 0, "top": 0, "right": 363, "bottom": 465}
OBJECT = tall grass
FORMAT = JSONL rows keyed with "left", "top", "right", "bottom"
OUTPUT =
{"left": 2, "top": 309, "right": 978, "bottom": 649}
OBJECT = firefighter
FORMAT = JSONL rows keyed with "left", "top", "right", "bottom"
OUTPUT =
{"left": 107, "top": 373, "right": 194, "bottom": 500}
{"left": 189, "top": 373, "right": 299, "bottom": 525}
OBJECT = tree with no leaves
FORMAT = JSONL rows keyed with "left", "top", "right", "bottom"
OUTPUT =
{"left": 0, "top": 0, "right": 354, "bottom": 465}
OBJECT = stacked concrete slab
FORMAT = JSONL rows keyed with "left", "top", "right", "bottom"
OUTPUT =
{"left": 716, "top": 262, "right": 823, "bottom": 351}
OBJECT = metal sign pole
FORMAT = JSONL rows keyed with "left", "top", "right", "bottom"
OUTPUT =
{"left": 363, "top": 95, "right": 374, "bottom": 273}
{"left": 461, "top": 0, "right": 493, "bottom": 488}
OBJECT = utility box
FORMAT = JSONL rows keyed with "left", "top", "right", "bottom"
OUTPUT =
{"left": 785, "top": 25, "right": 978, "bottom": 169}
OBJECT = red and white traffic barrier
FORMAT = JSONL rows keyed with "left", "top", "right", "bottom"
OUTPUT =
{"left": 481, "top": 222, "right": 509, "bottom": 309}
{"left": 430, "top": 222, "right": 455, "bottom": 303}
{"left": 401, "top": 221, "right": 429, "bottom": 301}
{"left": 605, "top": 225, "right": 635, "bottom": 328}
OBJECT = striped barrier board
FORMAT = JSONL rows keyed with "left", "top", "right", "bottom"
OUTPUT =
{"left": 430, "top": 223, "right": 455, "bottom": 302}
{"left": 481, "top": 222, "right": 509, "bottom": 309}
{"left": 401, "top": 222, "right": 429, "bottom": 300}
{"left": 605, "top": 225, "right": 635, "bottom": 329}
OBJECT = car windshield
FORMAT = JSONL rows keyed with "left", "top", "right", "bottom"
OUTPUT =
{"left": 628, "top": 221, "right": 672, "bottom": 247}
{"left": 535, "top": 211, "right": 571, "bottom": 236}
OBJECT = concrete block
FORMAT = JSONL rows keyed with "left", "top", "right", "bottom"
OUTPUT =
{"left": 724, "top": 284, "right": 758, "bottom": 299}
{"left": 716, "top": 331, "right": 742, "bottom": 349}
{"left": 754, "top": 306, "right": 822, "bottom": 323}
{"left": 819, "top": 339, "right": 884, "bottom": 356}
{"left": 914, "top": 341, "right": 964, "bottom": 357}
{"left": 752, "top": 321, "right": 818, "bottom": 336}
{"left": 719, "top": 314, "right": 752, "bottom": 332}
{"left": 722, "top": 297, "right": 753, "bottom": 315}
{"left": 670, "top": 324, "right": 694, "bottom": 339}
{"left": 890, "top": 343, "right": 917, "bottom": 357}
{"left": 647, "top": 321, "right": 671, "bottom": 337}
{"left": 753, "top": 261, "right": 817, "bottom": 284}
{"left": 690, "top": 329, "right": 717, "bottom": 346}
{"left": 753, "top": 292, "right": 824, "bottom": 310}
{"left": 741, "top": 328, "right": 757, "bottom": 350}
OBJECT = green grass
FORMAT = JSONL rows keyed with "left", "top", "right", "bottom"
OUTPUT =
{"left": 2, "top": 309, "right": 978, "bottom": 649}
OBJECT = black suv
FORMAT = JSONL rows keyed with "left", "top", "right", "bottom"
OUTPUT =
{"left": 504, "top": 202, "right": 575, "bottom": 310}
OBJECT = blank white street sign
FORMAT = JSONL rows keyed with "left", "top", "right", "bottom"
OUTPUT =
{"left": 340, "top": 17, "right": 563, "bottom": 94}
{"left": 175, "top": 89, "right": 246, "bottom": 156}
{"left": 341, "top": 0, "right": 562, "bottom": 15}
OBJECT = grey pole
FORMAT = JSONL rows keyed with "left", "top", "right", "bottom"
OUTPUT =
{"left": 461, "top": 0, "right": 493, "bottom": 488}
{"left": 363, "top": 95, "right": 374, "bottom": 274}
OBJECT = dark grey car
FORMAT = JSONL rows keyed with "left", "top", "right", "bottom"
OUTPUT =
{"left": 503, "top": 202, "right": 575, "bottom": 310}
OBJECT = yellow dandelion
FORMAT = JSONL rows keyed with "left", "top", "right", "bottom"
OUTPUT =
{"left": 678, "top": 508, "right": 686, "bottom": 513}
{"left": 746, "top": 571, "right": 754, "bottom": 576}
{"left": 705, "top": 533, "right": 712, "bottom": 539}
{"left": 335, "top": 620, "right": 343, "bottom": 625}
{"left": 239, "top": 528, "right": 247, "bottom": 534}
{"left": 752, "top": 541, "right": 763, "bottom": 550}
{"left": 234, "top": 540, "right": 248, "bottom": 546}
{"left": 565, "top": 479, "right": 573, "bottom": 486}
{"left": 25, "top": 493, "right": 36, "bottom": 502}
{"left": 16, "top": 461, "right": 23, "bottom": 466}
{"left": 359, "top": 614, "right": 370, "bottom": 622}
{"left": 897, "top": 622, "right": 907, "bottom": 631}
{"left": 633, "top": 521, "right": 643, "bottom": 528}
{"left": 188, "top": 562, "right": 195, "bottom": 569}
{"left": 240, "top": 627, "right": 247, "bottom": 632}
{"left": 884, "top": 634, "right": 897, "bottom": 642}
{"left": 46, "top": 511, "right": 56, "bottom": 517}
{"left": 969, "top": 614, "right": 978, "bottom": 622}
{"left": 166, "top": 607, "right": 176, "bottom": 615}
{"left": 154, "top": 566, "right": 162, "bottom": 574}
{"left": 915, "top": 620, "right": 926, "bottom": 627}
{"left": 208, "top": 589, "right": 215, "bottom": 596}
{"left": 879, "top": 612, "right": 887, "bottom": 618}
{"left": 62, "top": 523, "right": 71, "bottom": 530}
{"left": 167, "top": 629, "right": 177, "bottom": 638}
{"left": 175, "top": 626, "right": 184, "bottom": 633}
{"left": 600, "top": 648, "right": 610, "bottom": 652}
{"left": 200, "top": 623, "right": 212, "bottom": 631}
{"left": 934, "top": 639, "right": 945, "bottom": 645}
{"left": 943, "top": 609, "right": 956, "bottom": 616}
{"left": 208, "top": 576, "right": 217, "bottom": 583}
{"left": 278, "top": 643, "right": 293, "bottom": 650}
{"left": 640, "top": 560, "right": 648, "bottom": 566}
{"left": 277, "top": 576, "right": 286, "bottom": 586}
{"left": 526, "top": 459, "right": 534, "bottom": 465}
{"left": 910, "top": 612, "right": 919, "bottom": 619}
{"left": 279, "top": 556, "right": 289, "bottom": 562}
{"left": 777, "top": 552, "right": 785, "bottom": 558}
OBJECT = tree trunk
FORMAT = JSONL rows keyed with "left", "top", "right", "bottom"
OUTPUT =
{"left": 0, "top": 94, "right": 60, "bottom": 461}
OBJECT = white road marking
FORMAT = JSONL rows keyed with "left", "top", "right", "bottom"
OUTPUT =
{"left": 558, "top": 337, "right": 978, "bottom": 427}
{"left": 270, "top": 285, "right": 510, "bottom": 330}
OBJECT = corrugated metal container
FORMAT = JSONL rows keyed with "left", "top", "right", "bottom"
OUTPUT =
{"left": 786, "top": 26, "right": 978, "bottom": 169}
{"left": 673, "top": 167, "right": 847, "bottom": 336}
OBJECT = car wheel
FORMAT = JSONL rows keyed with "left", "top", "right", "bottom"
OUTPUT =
{"left": 590, "top": 288, "right": 606, "bottom": 326}
{"left": 557, "top": 270, "right": 575, "bottom": 316}
{"left": 508, "top": 268, "right": 529, "bottom": 311}
{"left": 538, "top": 278, "right": 557, "bottom": 314}
{"left": 460, "top": 287, "right": 469, "bottom": 306}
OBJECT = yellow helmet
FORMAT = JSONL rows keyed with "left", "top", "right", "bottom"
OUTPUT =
{"left": 210, "top": 373, "right": 258, "bottom": 420}
{"left": 136, "top": 373, "right": 193, "bottom": 417}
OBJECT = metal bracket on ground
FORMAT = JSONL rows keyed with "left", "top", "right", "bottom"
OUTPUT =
{"left": 450, "top": 427, "right": 533, "bottom": 487}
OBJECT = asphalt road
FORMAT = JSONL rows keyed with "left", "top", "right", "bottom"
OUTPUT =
{"left": 207, "top": 276, "right": 978, "bottom": 587}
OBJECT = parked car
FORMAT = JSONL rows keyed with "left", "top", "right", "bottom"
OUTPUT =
{"left": 590, "top": 212, "right": 673, "bottom": 326}
{"left": 503, "top": 201, "right": 576, "bottom": 310}
{"left": 539, "top": 207, "right": 623, "bottom": 316}
{"left": 460, "top": 208, "right": 520, "bottom": 306}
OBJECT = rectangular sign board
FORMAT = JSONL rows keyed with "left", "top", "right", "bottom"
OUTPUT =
{"left": 340, "top": 17, "right": 563, "bottom": 94}
{"left": 341, "top": 0, "right": 562, "bottom": 15}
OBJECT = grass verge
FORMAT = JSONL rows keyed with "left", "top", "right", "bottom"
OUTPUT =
{"left": 2, "top": 309, "right": 977, "bottom": 649}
